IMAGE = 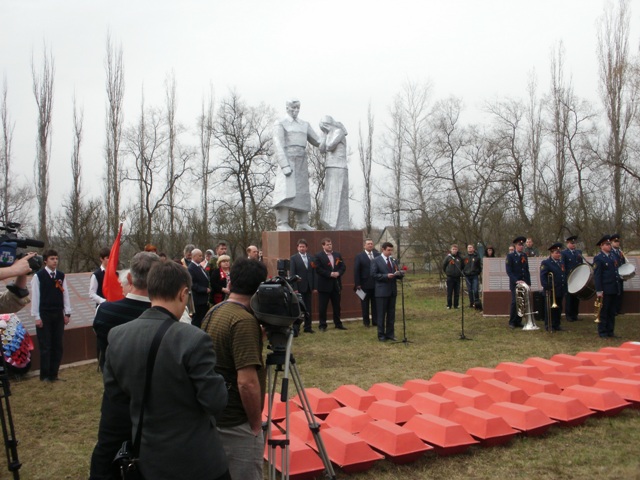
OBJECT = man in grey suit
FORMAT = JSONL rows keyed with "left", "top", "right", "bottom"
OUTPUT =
{"left": 103, "top": 260, "right": 231, "bottom": 480}
{"left": 371, "top": 242, "right": 403, "bottom": 342}
{"left": 289, "top": 238, "right": 315, "bottom": 334}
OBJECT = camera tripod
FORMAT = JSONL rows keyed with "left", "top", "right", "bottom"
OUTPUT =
{"left": 264, "top": 327, "right": 335, "bottom": 480}
{"left": 0, "top": 358, "right": 21, "bottom": 479}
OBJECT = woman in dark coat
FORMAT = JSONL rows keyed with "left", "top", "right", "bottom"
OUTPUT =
{"left": 209, "top": 255, "right": 231, "bottom": 305}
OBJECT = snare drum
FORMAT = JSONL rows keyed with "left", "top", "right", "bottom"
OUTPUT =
{"left": 567, "top": 264, "right": 595, "bottom": 300}
{"left": 619, "top": 263, "right": 636, "bottom": 281}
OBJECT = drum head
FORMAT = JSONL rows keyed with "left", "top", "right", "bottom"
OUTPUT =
{"left": 568, "top": 264, "right": 591, "bottom": 294}
{"left": 619, "top": 263, "right": 636, "bottom": 280}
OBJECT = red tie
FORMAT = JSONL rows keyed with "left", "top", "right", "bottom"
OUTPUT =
{"left": 387, "top": 258, "right": 392, "bottom": 272}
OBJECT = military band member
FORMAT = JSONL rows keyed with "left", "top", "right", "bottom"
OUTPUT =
{"left": 505, "top": 236, "right": 531, "bottom": 329}
{"left": 593, "top": 235, "right": 619, "bottom": 339}
{"left": 540, "top": 243, "right": 566, "bottom": 332}
{"left": 524, "top": 237, "right": 539, "bottom": 258}
{"left": 610, "top": 233, "right": 626, "bottom": 314}
{"left": 561, "top": 235, "right": 583, "bottom": 322}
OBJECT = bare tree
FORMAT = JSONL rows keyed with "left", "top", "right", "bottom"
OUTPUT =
{"left": 0, "top": 79, "right": 32, "bottom": 227}
{"left": 307, "top": 144, "right": 326, "bottom": 228}
{"left": 211, "top": 91, "right": 275, "bottom": 250}
{"left": 165, "top": 72, "right": 178, "bottom": 243}
{"left": 32, "top": 45, "right": 55, "bottom": 244}
{"left": 105, "top": 33, "right": 125, "bottom": 241}
{"left": 196, "top": 85, "right": 215, "bottom": 244}
{"left": 358, "top": 103, "right": 375, "bottom": 235}
{"left": 597, "top": 0, "right": 638, "bottom": 231}
{"left": 124, "top": 96, "right": 190, "bottom": 249}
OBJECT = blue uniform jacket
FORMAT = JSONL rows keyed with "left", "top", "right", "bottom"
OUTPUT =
{"left": 593, "top": 252, "right": 619, "bottom": 295}
{"left": 505, "top": 252, "right": 531, "bottom": 287}
{"left": 561, "top": 248, "right": 583, "bottom": 274}
{"left": 540, "top": 257, "right": 566, "bottom": 296}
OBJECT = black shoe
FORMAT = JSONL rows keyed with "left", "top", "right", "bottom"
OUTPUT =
{"left": 566, "top": 318, "right": 577, "bottom": 322}
{"left": 608, "top": 334, "right": 621, "bottom": 338}
{"left": 293, "top": 330, "right": 299, "bottom": 337}
{"left": 363, "top": 322, "right": 370, "bottom": 328}
{"left": 335, "top": 325, "right": 347, "bottom": 330}
{"left": 599, "top": 334, "right": 609, "bottom": 339}
{"left": 51, "top": 377, "right": 66, "bottom": 382}
{"left": 378, "top": 336, "right": 386, "bottom": 342}
{"left": 509, "top": 324, "right": 517, "bottom": 329}
{"left": 372, "top": 322, "right": 378, "bottom": 326}
{"left": 386, "top": 336, "right": 397, "bottom": 341}
{"left": 454, "top": 306, "right": 459, "bottom": 309}
{"left": 304, "top": 329, "right": 315, "bottom": 334}
{"left": 553, "top": 326, "right": 565, "bottom": 332}
{"left": 319, "top": 326, "right": 327, "bottom": 332}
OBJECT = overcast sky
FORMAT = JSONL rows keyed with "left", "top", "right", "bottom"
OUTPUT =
{"left": 1, "top": 0, "right": 638, "bottom": 231}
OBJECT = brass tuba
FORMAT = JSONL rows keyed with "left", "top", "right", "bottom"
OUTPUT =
{"left": 516, "top": 283, "right": 540, "bottom": 331}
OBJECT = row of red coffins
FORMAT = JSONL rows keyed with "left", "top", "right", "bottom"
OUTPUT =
{"left": 261, "top": 342, "right": 640, "bottom": 479}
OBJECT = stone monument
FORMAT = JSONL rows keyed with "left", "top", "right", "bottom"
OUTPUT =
{"left": 319, "top": 115, "right": 350, "bottom": 230}
{"left": 272, "top": 99, "right": 320, "bottom": 231}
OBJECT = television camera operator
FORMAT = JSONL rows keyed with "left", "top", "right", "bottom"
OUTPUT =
{"left": 0, "top": 253, "right": 38, "bottom": 314}
{"left": 0, "top": 222, "right": 45, "bottom": 314}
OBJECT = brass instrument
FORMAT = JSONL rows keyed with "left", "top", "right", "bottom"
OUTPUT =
{"left": 548, "top": 272, "right": 558, "bottom": 309}
{"left": 594, "top": 296, "right": 603, "bottom": 323}
{"left": 516, "top": 283, "right": 540, "bottom": 331}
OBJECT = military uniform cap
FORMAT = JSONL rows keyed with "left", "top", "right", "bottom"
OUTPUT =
{"left": 548, "top": 242, "right": 563, "bottom": 251}
{"left": 596, "top": 235, "right": 611, "bottom": 246}
{"left": 610, "top": 233, "right": 621, "bottom": 241}
{"left": 566, "top": 235, "right": 578, "bottom": 242}
{"left": 512, "top": 236, "right": 526, "bottom": 244}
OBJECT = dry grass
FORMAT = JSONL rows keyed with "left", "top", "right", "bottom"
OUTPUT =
{"left": 5, "top": 273, "right": 640, "bottom": 479}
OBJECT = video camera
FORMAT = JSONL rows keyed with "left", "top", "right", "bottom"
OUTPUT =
{"left": 251, "top": 275, "right": 302, "bottom": 328}
{"left": 0, "top": 223, "right": 44, "bottom": 273}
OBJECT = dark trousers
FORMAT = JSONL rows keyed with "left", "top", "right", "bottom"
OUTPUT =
{"left": 565, "top": 293, "right": 580, "bottom": 321}
{"left": 89, "top": 392, "right": 131, "bottom": 480}
{"left": 376, "top": 295, "right": 396, "bottom": 339}
{"left": 446, "top": 276, "right": 460, "bottom": 308}
{"left": 509, "top": 287, "right": 522, "bottom": 327}
{"left": 318, "top": 289, "right": 342, "bottom": 328}
{"left": 616, "top": 281, "right": 624, "bottom": 314}
{"left": 192, "top": 303, "right": 209, "bottom": 329}
{"left": 37, "top": 310, "right": 65, "bottom": 380}
{"left": 360, "top": 288, "right": 377, "bottom": 326}
{"left": 544, "top": 292, "right": 563, "bottom": 330}
{"left": 598, "top": 294, "right": 617, "bottom": 337}
{"left": 298, "top": 290, "right": 313, "bottom": 331}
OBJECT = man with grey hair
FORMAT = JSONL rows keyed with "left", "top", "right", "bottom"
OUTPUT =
{"left": 181, "top": 243, "right": 196, "bottom": 267}
{"left": 272, "top": 99, "right": 321, "bottom": 231}
{"left": 89, "top": 251, "right": 161, "bottom": 480}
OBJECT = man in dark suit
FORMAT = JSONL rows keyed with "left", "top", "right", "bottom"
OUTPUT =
{"left": 188, "top": 248, "right": 211, "bottom": 328}
{"left": 289, "top": 238, "right": 315, "bottom": 334}
{"left": 561, "top": 235, "right": 583, "bottom": 321}
{"left": 371, "top": 242, "right": 403, "bottom": 341}
{"left": 314, "top": 237, "right": 347, "bottom": 331}
{"left": 354, "top": 238, "right": 379, "bottom": 327}
{"left": 540, "top": 243, "right": 566, "bottom": 332}
{"left": 594, "top": 235, "right": 620, "bottom": 339}
{"left": 104, "top": 260, "right": 231, "bottom": 480}
{"left": 90, "top": 251, "right": 160, "bottom": 480}
{"left": 505, "top": 236, "right": 531, "bottom": 329}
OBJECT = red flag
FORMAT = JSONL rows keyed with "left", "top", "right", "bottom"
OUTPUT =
{"left": 102, "top": 223, "right": 124, "bottom": 302}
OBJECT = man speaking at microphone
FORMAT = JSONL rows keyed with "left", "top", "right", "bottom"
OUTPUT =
{"left": 371, "top": 242, "right": 403, "bottom": 342}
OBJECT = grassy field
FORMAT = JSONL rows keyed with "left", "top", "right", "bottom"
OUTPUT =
{"left": 6, "top": 273, "right": 640, "bottom": 479}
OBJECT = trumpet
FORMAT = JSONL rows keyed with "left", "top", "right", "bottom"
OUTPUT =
{"left": 548, "top": 272, "right": 558, "bottom": 309}
{"left": 594, "top": 296, "right": 603, "bottom": 323}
